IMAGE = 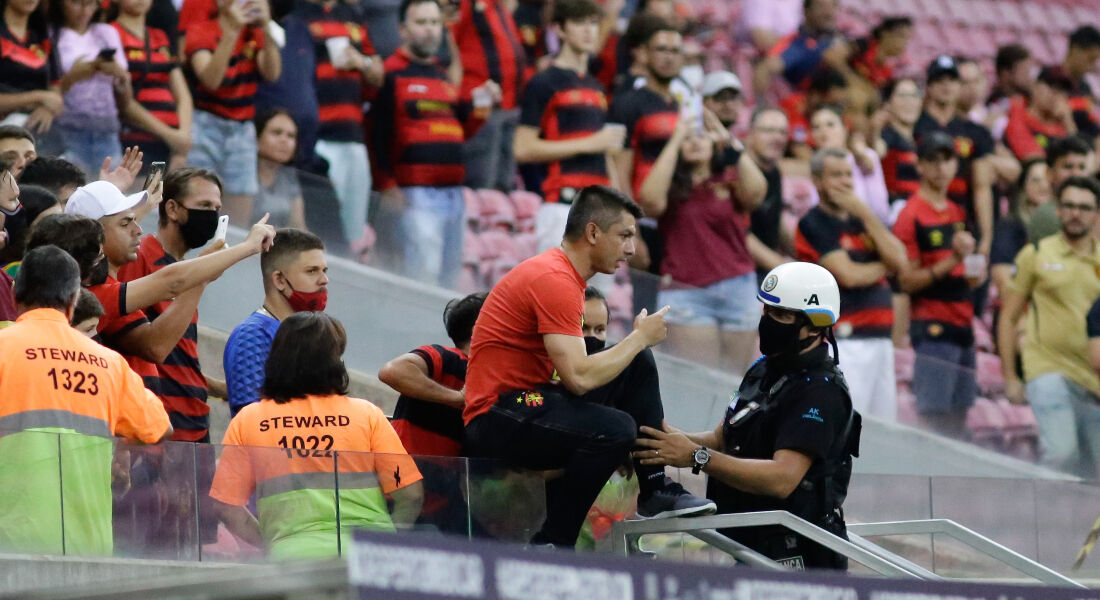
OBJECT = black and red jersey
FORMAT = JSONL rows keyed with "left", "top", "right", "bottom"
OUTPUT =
{"left": 881, "top": 124, "right": 919, "bottom": 206}
{"left": 519, "top": 65, "right": 609, "bottom": 203}
{"left": 451, "top": 0, "right": 527, "bottom": 110}
{"left": 185, "top": 21, "right": 264, "bottom": 121}
{"left": 371, "top": 48, "right": 483, "bottom": 190}
{"left": 913, "top": 112, "right": 994, "bottom": 226}
{"left": 0, "top": 19, "right": 53, "bottom": 92}
{"left": 113, "top": 23, "right": 179, "bottom": 145}
{"left": 512, "top": 0, "right": 545, "bottom": 81}
{"left": 1069, "top": 77, "right": 1100, "bottom": 143}
{"left": 390, "top": 344, "right": 466, "bottom": 457}
{"left": 848, "top": 37, "right": 894, "bottom": 88}
{"left": 116, "top": 235, "right": 209, "bottom": 442}
{"left": 893, "top": 193, "right": 974, "bottom": 341}
{"left": 294, "top": 2, "right": 374, "bottom": 143}
{"left": 795, "top": 206, "right": 894, "bottom": 339}
{"left": 608, "top": 86, "right": 678, "bottom": 198}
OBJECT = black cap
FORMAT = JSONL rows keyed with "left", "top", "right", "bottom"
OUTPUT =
{"left": 1037, "top": 65, "right": 1074, "bottom": 93}
{"left": 917, "top": 131, "right": 957, "bottom": 161}
{"left": 926, "top": 55, "right": 960, "bottom": 83}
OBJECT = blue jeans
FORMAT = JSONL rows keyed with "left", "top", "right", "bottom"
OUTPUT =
{"left": 57, "top": 126, "right": 122, "bottom": 178}
{"left": 912, "top": 339, "right": 977, "bottom": 415}
{"left": 657, "top": 273, "right": 759, "bottom": 332}
{"left": 400, "top": 186, "right": 464, "bottom": 289}
{"left": 188, "top": 110, "right": 258, "bottom": 196}
{"left": 1026, "top": 373, "right": 1100, "bottom": 478}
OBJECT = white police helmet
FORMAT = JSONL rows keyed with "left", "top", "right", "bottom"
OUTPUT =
{"left": 757, "top": 262, "right": 841, "bottom": 327}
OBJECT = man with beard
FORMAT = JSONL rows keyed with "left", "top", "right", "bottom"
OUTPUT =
{"left": 372, "top": 0, "right": 500, "bottom": 288}
{"left": 998, "top": 177, "right": 1100, "bottom": 478}
{"left": 58, "top": 182, "right": 276, "bottom": 400}
{"left": 117, "top": 168, "right": 227, "bottom": 442}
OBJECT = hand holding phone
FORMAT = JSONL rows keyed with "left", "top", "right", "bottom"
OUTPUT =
{"left": 214, "top": 215, "right": 230, "bottom": 243}
{"left": 143, "top": 161, "right": 166, "bottom": 190}
{"left": 96, "top": 48, "right": 116, "bottom": 62}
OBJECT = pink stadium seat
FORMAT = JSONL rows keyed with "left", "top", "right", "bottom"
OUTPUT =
{"left": 462, "top": 231, "right": 484, "bottom": 266}
{"left": 967, "top": 397, "right": 1008, "bottom": 448}
{"left": 456, "top": 265, "right": 482, "bottom": 294}
{"left": 970, "top": 0, "right": 1000, "bottom": 28}
{"left": 975, "top": 351, "right": 1004, "bottom": 396}
{"left": 513, "top": 232, "right": 539, "bottom": 261}
{"left": 917, "top": 0, "right": 952, "bottom": 22}
{"left": 945, "top": 0, "right": 978, "bottom": 26}
{"left": 509, "top": 190, "right": 541, "bottom": 233}
{"left": 782, "top": 176, "right": 818, "bottom": 218}
{"left": 1045, "top": 3, "right": 1075, "bottom": 33}
{"left": 478, "top": 189, "right": 516, "bottom": 231}
{"left": 894, "top": 346, "right": 915, "bottom": 384}
{"left": 972, "top": 317, "right": 993, "bottom": 351}
{"left": 993, "top": 26, "right": 1019, "bottom": 47}
{"left": 478, "top": 230, "right": 514, "bottom": 261}
{"left": 995, "top": 1, "right": 1027, "bottom": 31}
{"left": 463, "top": 188, "right": 481, "bottom": 228}
{"left": 1019, "top": 2, "right": 1052, "bottom": 34}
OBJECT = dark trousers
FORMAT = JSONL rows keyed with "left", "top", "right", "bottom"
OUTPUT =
{"left": 465, "top": 349, "right": 666, "bottom": 547}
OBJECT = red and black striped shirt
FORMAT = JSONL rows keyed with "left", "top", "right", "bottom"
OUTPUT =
{"left": 294, "top": 2, "right": 374, "bottom": 143}
{"left": 117, "top": 235, "right": 210, "bottom": 442}
{"left": 609, "top": 86, "right": 678, "bottom": 198}
{"left": 113, "top": 23, "right": 179, "bottom": 146}
{"left": 795, "top": 206, "right": 894, "bottom": 339}
{"left": 1003, "top": 96, "right": 1068, "bottom": 161}
{"left": 893, "top": 193, "right": 974, "bottom": 342}
{"left": 451, "top": 0, "right": 527, "bottom": 110}
{"left": 0, "top": 20, "right": 53, "bottom": 92}
{"left": 881, "top": 124, "right": 919, "bottom": 206}
{"left": 372, "top": 48, "right": 483, "bottom": 189}
{"left": 519, "top": 65, "right": 609, "bottom": 203}
{"left": 1070, "top": 77, "right": 1100, "bottom": 143}
{"left": 390, "top": 344, "right": 466, "bottom": 457}
{"left": 185, "top": 21, "right": 265, "bottom": 121}
{"left": 849, "top": 37, "right": 894, "bottom": 88}
{"left": 913, "top": 112, "right": 993, "bottom": 227}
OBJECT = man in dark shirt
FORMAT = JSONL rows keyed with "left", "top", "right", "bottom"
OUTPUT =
{"left": 514, "top": 0, "right": 624, "bottom": 253}
{"left": 744, "top": 107, "right": 791, "bottom": 282}
{"left": 754, "top": 0, "right": 845, "bottom": 94}
{"left": 913, "top": 55, "right": 995, "bottom": 256}
{"left": 1061, "top": 26, "right": 1100, "bottom": 148}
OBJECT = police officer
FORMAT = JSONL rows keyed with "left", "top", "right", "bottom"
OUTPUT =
{"left": 635, "top": 262, "right": 861, "bottom": 570}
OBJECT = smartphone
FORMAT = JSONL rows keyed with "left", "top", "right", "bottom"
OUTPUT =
{"left": 143, "top": 161, "right": 166, "bottom": 190}
{"left": 214, "top": 215, "right": 230, "bottom": 243}
{"left": 96, "top": 48, "right": 116, "bottom": 62}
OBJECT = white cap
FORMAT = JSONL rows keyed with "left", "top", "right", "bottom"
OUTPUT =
{"left": 757, "top": 262, "right": 841, "bottom": 327}
{"left": 64, "top": 181, "right": 148, "bottom": 220}
{"left": 701, "top": 71, "right": 743, "bottom": 98}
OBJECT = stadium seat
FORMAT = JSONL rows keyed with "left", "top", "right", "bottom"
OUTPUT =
{"left": 478, "top": 189, "right": 517, "bottom": 231}
{"left": 781, "top": 176, "right": 818, "bottom": 218}
{"left": 1019, "top": 2, "right": 1052, "bottom": 34}
{"left": 513, "top": 232, "right": 539, "bottom": 261}
{"left": 463, "top": 188, "right": 481, "bottom": 229}
{"left": 975, "top": 351, "right": 1004, "bottom": 396}
{"left": 967, "top": 396, "right": 1009, "bottom": 449}
{"left": 477, "top": 230, "right": 515, "bottom": 261}
{"left": 462, "top": 229, "right": 484, "bottom": 266}
{"left": 456, "top": 265, "right": 482, "bottom": 294}
{"left": 509, "top": 190, "right": 541, "bottom": 233}
{"left": 1045, "top": 3, "right": 1075, "bottom": 33}
{"left": 995, "top": 0, "right": 1027, "bottom": 31}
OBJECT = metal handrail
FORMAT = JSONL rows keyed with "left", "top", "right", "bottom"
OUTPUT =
{"left": 848, "top": 519, "right": 1086, "bottom": 589}
{"left": 610, "top": 511, "right": 920, "bottom": 578}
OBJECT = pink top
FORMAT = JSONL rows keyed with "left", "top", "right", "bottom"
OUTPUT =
{"left": 658, "top": 173, "right": 755, "bottom": 289}
{"left": 805, "top": 148, "right": 891, "bottom": 225}
{"left": 741, "top": 0, "right": 803, "bottom": 42}
{"left": 56, "top": 24, "right": 128, "bottom": 131}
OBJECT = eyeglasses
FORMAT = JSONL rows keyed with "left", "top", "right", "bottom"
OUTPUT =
{"left": 649, "top": 46, "right": 682, "bottom": 55}
{"left": 1058, "top": 202, "right": 1097, "bottom": 213}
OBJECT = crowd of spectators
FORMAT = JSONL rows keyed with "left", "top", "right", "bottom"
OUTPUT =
{"left": 3, "top": 0, "right": 1100, "bottom": 561}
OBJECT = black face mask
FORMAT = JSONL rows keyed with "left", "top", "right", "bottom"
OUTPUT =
{"left": 87, "top": 257, "right": 109, "bottom": 286}
{"left": 758, "top": 313, "right": 816, "bottom": 359}
{"left": 584, "top": 336, "right": 606, "bottom": 355}
{"left": 179, "top": 209, "right": 219, "bottom": 249}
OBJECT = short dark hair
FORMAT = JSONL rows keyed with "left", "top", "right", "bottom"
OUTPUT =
{"left": 20, "top": 156, "right": 85, "bottom": 193}
{"left": 1046, "top": 136, "right": 1092, "bottom": 167}
{"left": 260, "top": 228, "right": 325, "bottom": 282}
{"left": 398, "top": 0, "right": 438, "bottom": 21}
{"left": 1058, "top": 176, "right": 1100, "bottom": 206}
{"left": 953, "top": 55, "right": 978, "bottom": 69}
{"left": 808, "top": 67, "right": 847, "bottom": 94}
{"left": 160, "top": 167, "right": 223, "bottom": 225}
{"left": 71, "top": 288, "right": 104, "bottom": 324}
{"left": 1069, "top": 26, "right": 1100, "bottom": 50}
{"left": 880, "top": 77, "right": 919, "bottom": 103}
{"left": 262, "top": 312, "right": 349, "bottom": 403}
{"left": 14, "top": 245, "right": 80, "bottom": 311}
{"left": 5, "top": 184, "right": 59, "bottom": 258}
{"left": 584, "top": 286, "right": 609, "bottom": 316}
{"left": 443, "top": 292, "right": 486, "bottom": 348}
{"left": 871, "top": 16, "right": 912, "bottom": 39}
{"left": 0, "top": 124, "right": 34, "bottom": 146}
{"left": 623, "top": 13, "right": 668, "bottom": 51}
{"left": 749, "top": 105, "right": 786, "bottom": 128}
{"left": 25, "top": 214, "right": 104, "bottom": 282}
{"left": 552, "top": 0, "right": 602, "bottom": 26}
{"left": 563, "top": 185, "right": 644, "bottom": 242}
{"left": 994, "top": 44, "right": 1030, "bottom": 75}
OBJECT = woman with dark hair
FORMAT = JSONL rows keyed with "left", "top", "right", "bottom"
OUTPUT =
{"left": 639, "top": 109, "right": 766, "bottom": 376}
{"left": 990, "top": 158, "right": 1052, "bottom": 309}
{"left": 252, "top": 108, "right": 304, "bottom": 228}
{"left": 210, "top": 312, "right": 424, "bottom": 559}
{"left": 2, "top": 184, "right": 60, "bottom": 274}
{"left": 0, "top": 0, "right": 62, "bottom": 136}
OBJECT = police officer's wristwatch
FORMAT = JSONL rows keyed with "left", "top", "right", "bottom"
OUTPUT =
{"left": 691, "top": 446, "right": 711, "bottom": 474}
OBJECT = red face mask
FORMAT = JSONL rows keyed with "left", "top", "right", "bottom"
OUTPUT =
{"left": 284, "top": 279, "right": 328, "bottom": 312}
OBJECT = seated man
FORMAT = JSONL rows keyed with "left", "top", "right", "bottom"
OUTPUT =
{"left": 463, "top": 185, "right": 715, "bottom": 549}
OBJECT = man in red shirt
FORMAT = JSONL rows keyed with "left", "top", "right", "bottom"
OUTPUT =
{"left": 451, "top": 0, "right": 526, "bottom": 192}
{"left": 464, "top": 185, "right": 715, "bottom": 548}
{"left": 1004, "top": 67, "right": 1076, "bottom": 162}
{"left": 893, "top": 132, "right": 981, "bottom": 440}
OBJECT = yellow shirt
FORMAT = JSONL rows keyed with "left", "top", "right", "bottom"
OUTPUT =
{"left": 1011, "top": 234, "right": 1100, "bottom": 394}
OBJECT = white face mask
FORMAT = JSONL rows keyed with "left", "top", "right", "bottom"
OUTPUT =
{"left": 680, "top": 65, "right": 704, "bottom": 91}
